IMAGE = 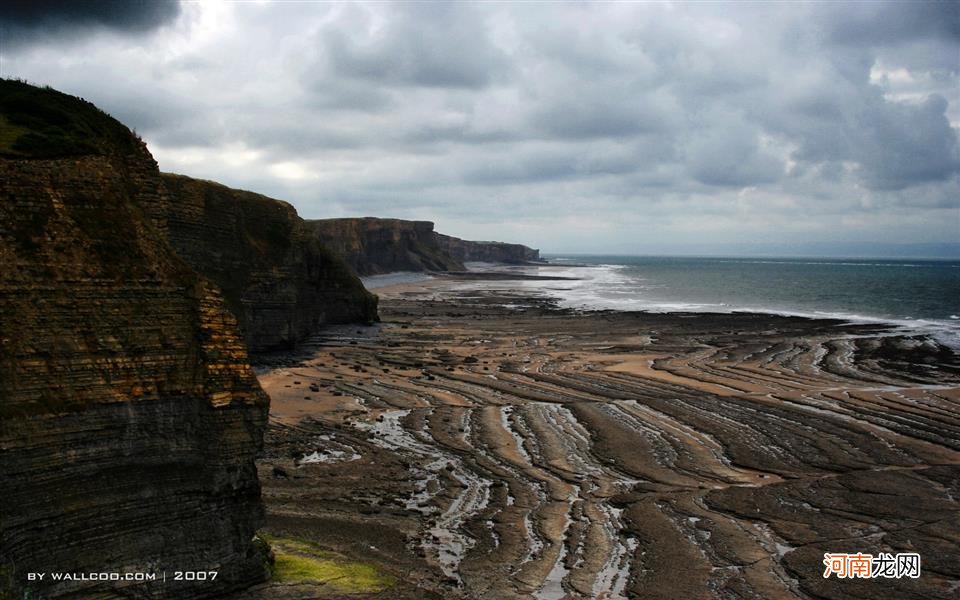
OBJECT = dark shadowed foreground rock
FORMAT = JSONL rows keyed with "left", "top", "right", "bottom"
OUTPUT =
{"left": 0, "top": 80, "right": 269, "bottom": 598}
{"left": 159, "top": 174, "right": 378, "bottom": 352}
{"left": 306, "top": 217, "right": 540, "bottom": 276}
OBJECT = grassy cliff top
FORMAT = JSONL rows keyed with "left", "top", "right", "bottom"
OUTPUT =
{"left": 0, "top": 79, "right": 140, "bottom": 159}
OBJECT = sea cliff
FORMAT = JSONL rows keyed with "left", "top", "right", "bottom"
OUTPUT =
{"left": 434, "top": 232, "right": 540, "bottom": 264}
{"left": 0, "top": 79, "right": 382, "bottom": 597}
{"left": 305, "top": 217, "right": 463, "bottom": 275}
{"left": 159, "top": 174, "right": 377, "bottom": 352}
{"left": 0, "top": 81, "right": 270, "bottom": 598}
{"left": 306, "top": 217, "right": 540, "bottom": 276}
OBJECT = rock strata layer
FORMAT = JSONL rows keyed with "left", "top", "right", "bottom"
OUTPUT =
{"left": 159, "top": 174, "right": 378, "bottom": 352}
{"left": 306, "top": 217, "right": 540, "bottom": 276}
{"left": 0, "top": 80, "right": 270, "bottom": 598}
{"left": 434, "top": 232, "right": 540, "bottom": 265}
{"left": 255, "top": 282, "right": 960, "bottom": 600}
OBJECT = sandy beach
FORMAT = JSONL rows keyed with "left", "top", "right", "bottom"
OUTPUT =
{"left": 247, "top": 273, "right": 960, "bottom": 599}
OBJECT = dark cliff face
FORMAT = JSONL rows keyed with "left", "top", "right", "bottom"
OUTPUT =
{"left": 0, "top": 80, "right": 269, "bottom": 598}
{"left": 159, "top": 174, "right": 378, "bottom": 352}
{"left": 307, "top": 217, "right": 539, "bottom": 276}
{"left": 306, "top": 217, "right": 465, "bottom": 275}
{"left": 433, "top": 232, "right": 540, "bottom": 264}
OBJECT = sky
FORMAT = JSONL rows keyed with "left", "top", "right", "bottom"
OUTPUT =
{"left": 2, "top": 1, "right": 958, "bottom": 256}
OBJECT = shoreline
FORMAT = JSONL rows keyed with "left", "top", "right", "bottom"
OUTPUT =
{"left": 248, "top": 277, "right": 960, "bottom": 599}
{"left": 362, "top": 268, "right": 960, "bottom": 351}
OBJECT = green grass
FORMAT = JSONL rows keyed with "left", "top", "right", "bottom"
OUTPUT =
{"left": 0, "top": 115, "right": 31, "bottom": 153}
{"left": 263, "top": 534, "right": 396, "bottom": 593}
{"left": 0, "top": 78, "right": 139, "bottom": 158}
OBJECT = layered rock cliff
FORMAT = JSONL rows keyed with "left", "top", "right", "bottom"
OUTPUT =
{"left": 159, "top": 174, "right": 377, "bottom": 352}
{"left": 305, "top": 218, "right": 464, "bottom": 275}
{"left": 434, "top": 232, "right": 541, "bottom": 264}
{"left": 306, "top": 217, "right": 540, "bottom": 276}
{"left": 0, "top": 80, "right": 271, "bottom": 598}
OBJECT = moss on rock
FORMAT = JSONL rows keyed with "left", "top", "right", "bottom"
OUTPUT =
{"left": 263, "top": 535, "right": 396, "bottom": 593}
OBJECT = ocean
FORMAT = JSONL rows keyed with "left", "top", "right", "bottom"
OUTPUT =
{"left": 521, "top": 255, "right": 960, "bottom": 348}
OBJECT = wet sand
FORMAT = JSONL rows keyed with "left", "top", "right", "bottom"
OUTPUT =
{"left": 248, "top": 276, "right": 960, "bottom": 599}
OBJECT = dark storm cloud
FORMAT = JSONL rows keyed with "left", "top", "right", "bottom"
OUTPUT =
{"left": 4, "top": 1, "right": 957, "bottom": 251}
{"left": 531, "top": 97, "right": 669, "bottom": 140}
{"left": 820, "top": 2, "right": 960, "bottom": 74}
{"left": 460, "top": 144, "right": 643, "bottom": 186}
{"left": 303, "top": 81, "right": 395, "bottom": 113}
{"left": 1, "top": 0, "right": 181, "bottom": 46}
{"left": 764, "top": 54, "right": 959, "bottom": 191}
{"left": 319, "top": 3, "right": 509, "bottom": 89}
{"left": 823, "top": 1, "right": 960, "bottom": 47}
{"left": 398, "top": 124, "right": 518, "bottom": 146}
{"left": 686, "top": 121, "right": 783, "bottom": 188}
{"left": 854, "top": 94, "right": 959, "bottom": 190}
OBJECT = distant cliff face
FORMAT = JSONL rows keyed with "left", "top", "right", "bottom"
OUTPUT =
{"left": 434, "top": 233, "right": 540, "bottom": 264}
{"left": 307, "top": 218, "right": 539, "bottom": 276}
{"left": 159, "top": 174, "right": 377, "bottom": 352}
{"left": 0, "top": 80, "right": 269, "bottom": 598}
{"left": 306, "top": 218, "right": 465, "bottom": 275}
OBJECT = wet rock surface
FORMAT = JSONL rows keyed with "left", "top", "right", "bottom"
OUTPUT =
{"left": 256, "top": 281, "right": 960, "bottom": 599}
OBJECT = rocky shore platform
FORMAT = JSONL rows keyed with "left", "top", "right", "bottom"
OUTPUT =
{"left": 248, "top": 277, "right": 960, "bottom": 599}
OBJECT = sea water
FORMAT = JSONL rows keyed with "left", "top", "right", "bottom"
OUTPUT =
{"left": 518, "top": 255, "right": 960, "bottom": 348}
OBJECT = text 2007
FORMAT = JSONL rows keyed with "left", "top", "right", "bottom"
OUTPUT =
{"left": 173, "top": 571, "right": 218, "bottom": 581}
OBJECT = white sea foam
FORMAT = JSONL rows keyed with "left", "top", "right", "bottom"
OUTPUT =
{"left": 461, "top": 261, "right": 960, "bottom": 350}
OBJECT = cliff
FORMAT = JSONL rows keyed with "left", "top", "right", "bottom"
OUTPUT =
{"left": 159, "top": 174, "right": 377, "bottom": 352}
{"left": 0, "top": 80, "right": 270, "bottom": 598}
{"left": 306, "top": 217, "right": 540, "bottom": 276}
{"left": 305, "top": 218, "right": 464, "bottom": 275}
{"left": 434, "top": 232, "right": 541, "bottom": 264}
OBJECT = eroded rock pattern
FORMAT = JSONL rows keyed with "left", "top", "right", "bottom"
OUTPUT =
{"left": 256, "top": 284, "right": 960, "bottom": 599}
